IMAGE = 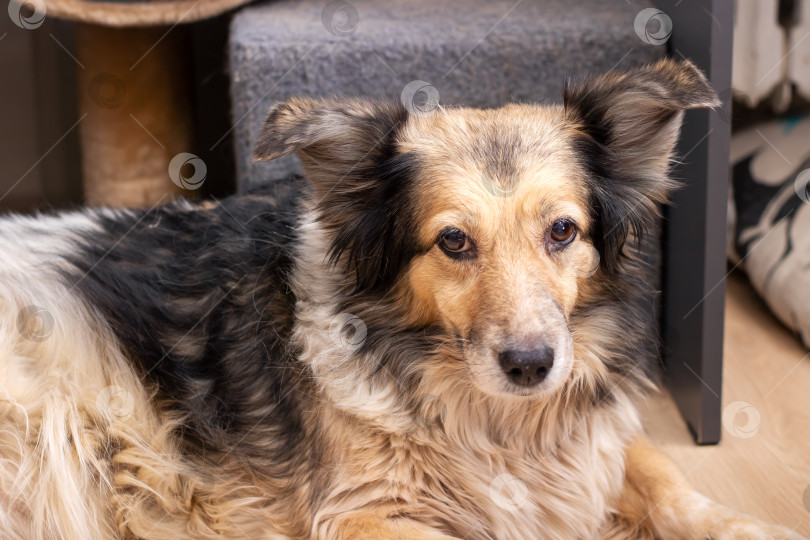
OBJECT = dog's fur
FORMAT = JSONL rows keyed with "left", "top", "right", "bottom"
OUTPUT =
{"left": 0, "top": 59, "right": 803, "bottom": 539}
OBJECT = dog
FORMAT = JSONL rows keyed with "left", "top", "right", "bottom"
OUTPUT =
{"left": 0, "top": 58, "right": 803, "bottom": 540}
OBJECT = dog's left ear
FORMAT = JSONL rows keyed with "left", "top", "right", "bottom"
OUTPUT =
{"left": 563, "top": 58, "right": 720, "bottom": 274}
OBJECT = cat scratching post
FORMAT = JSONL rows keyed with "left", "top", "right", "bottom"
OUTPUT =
{"left": 75, "top": 24, "right": 190, "bottom": 206}
{"left": 13, "top": 0, "right": 253, "bottom": 206}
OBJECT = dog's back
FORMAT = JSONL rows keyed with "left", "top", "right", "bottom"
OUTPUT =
{"left": 67, "top": 177, "right": 307, "bottom": 454}
{"left": 0, "top": 177, "right": 324, "bottom": 539}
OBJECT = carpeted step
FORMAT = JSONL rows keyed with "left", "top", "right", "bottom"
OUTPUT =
{"left": 229, "top": 0, "right": 665, "bottom": 190}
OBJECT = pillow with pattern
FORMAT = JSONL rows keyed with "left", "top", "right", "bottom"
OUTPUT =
{"left": 728, "top": 116, "right": 810, "bottom": 348}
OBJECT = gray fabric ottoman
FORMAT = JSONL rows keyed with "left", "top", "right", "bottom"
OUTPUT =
{"left": 228, "top": 0, "right": 665, "bottom": 190}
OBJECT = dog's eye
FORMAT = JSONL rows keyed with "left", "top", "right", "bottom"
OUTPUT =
{"left": 549, "top": 219, "right": 577, "bottom": 245}
{"left": 438, "top": 228, "right": 475, "bottom": 259}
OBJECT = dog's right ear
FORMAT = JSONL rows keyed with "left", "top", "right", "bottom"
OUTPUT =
{"left": 252, "top": 97, "right": 418, "bottom": 295}
{"left": 252, "top": 97, "right": 408, "bottom": 178}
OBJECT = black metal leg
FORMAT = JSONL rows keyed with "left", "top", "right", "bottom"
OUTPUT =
{"left": 656, "top": 0, "right": 734, "bottom": 444}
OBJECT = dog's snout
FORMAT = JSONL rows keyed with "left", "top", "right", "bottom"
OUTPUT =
{"left": 498, "top": 347, "right": 555, "bottom": 387}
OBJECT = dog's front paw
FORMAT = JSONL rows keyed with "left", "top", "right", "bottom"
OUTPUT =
{"left": 698, "top": 507, "right": 805, "bottom": 540}
{"left": 654, "top": 495, "right": 806, "bottom": 540}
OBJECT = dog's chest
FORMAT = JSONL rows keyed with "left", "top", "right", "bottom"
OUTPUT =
{"left": 327, "top": 402, "right": 637, "bottom": 540}
{"left": 441, "top": 424, "right": 628, "bottom": 538}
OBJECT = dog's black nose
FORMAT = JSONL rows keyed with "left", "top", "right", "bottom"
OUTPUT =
{"left": 498, "top": 347, "right": 554, "bottom": 387}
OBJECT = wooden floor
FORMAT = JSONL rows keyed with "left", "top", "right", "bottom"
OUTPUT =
{"left": 643, "top": 273, "right": 810, "bottom": 537}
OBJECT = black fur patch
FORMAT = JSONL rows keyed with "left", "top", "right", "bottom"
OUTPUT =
{"left": 65, "top": 177, "right": 311, "bottom": 458}
{"left": 322, "top": 149, "right": 424, "bottom": 296}
{"left": 298, "top": 102, "right": 423, "bottom": 295}
{"left": 570, "top": 132, "right": 655, "bottom": 276}
{"left": 563, "top": 59, "right": 717, "bottom": 276}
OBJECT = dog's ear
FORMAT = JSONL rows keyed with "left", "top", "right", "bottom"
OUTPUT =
{"left": 252, "top": 97, "right": 408, "bottom": 176}
{"left": 563, "top": 58, "right": 719, "bottom": 274}
{"left": 253, "top": 97, "right": 419, "bottom": 294}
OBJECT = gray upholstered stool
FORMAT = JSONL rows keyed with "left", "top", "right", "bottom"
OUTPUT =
{"left": 228, "top": 0, "right": 663, "bottom": 190}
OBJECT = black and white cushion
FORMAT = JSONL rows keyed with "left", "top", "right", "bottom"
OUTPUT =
{"left": 729, "top": 116, "right": 810, "bottom": 348}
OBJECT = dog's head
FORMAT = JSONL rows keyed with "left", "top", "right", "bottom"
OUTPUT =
{"left": 254, "top": 59, "right": 718, "bottom": 400}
